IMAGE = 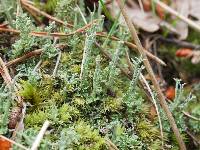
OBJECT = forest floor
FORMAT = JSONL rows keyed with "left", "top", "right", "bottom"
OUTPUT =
{"left": 0, "top": 0, "right": 200, "bottom": 150}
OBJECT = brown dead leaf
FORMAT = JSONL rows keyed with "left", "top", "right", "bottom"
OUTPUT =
{"left": 165, "top": 86, "right": 175, "bottom": 100}
{"left": 0, "top": 138, "right": 12, "bottom": 150}
{"left": 176, "top": 48, "right": 193, "bottom": 57}
{"left": 176, "top": 48, "right": 200, "bottom": 64}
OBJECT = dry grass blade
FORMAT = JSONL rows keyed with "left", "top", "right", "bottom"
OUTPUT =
{"left": 154, "top": 0, "right": 200, "bottom": 32}
{"left": 183, "top": 111, "right": 200, "bottom": 121}
{"left": 116, "top": 0, "right": 186, "bottom": 149}
{"left": 52, "top": 51, "right": 62, "bottom": 76}
{"left": 30, "top": 120, "right": 50, "bottom": 150}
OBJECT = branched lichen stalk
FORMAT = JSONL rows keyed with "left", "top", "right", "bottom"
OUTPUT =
{"left": 80, "top": 24, "right": 97, "bottom": 80}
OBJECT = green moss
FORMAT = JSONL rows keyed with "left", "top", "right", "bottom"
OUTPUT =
{"left": 103, "top": 97, "right": 122, "bottom": 113}
{"left": 59, "top": 104, "right": 80, "bottom": 123}
{"left": 20, "top": 80, "right": 42, "bottom": 105}
{"left": 25, "top": 111, "right": 48, "bottom": 127}
{"left": 70, "top": 64, "right": 81, "bottom": 74}
{"left": 72, "top": 97, "right": 86, "bottom": 107}
{"left": 136, "top": 120, "right": 160, "bottom": 142}
{"left": 74, "top": 121, "right": 106, "bottom": 150}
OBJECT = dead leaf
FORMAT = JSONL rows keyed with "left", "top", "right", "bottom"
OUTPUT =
{"left": 127, "top": 8, "right": 161, "bottom": 32}
{"left": 107, "top": 1, "right": 161, "bottom": 32}
{"left": 176, "top": 48, "right": 193, "bottom": 57}
{"left": 165, "top": 86, "right": 175, "bottom": 100}
{"left": 0, "top": 137, "right": 12, "bottom": 150}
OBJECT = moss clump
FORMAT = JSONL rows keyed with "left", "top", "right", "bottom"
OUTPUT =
{"left": 25, "top": 111, "right": 48, "bottom": 127}
{"left": 20, "top": 80, "right": 42, "bottom": 105}
{"left": 59, "top": 103, "right": 80, "bottom": 123}
{"left": 74, "top": 121, "right": 106, "bottom": 150}
{"left": 103, "top": 97, "right": 123, "bottom": 113}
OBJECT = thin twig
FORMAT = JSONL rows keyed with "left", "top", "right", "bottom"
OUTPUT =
{"left": 6, "top": 49, "right": 43, "bottom": 67}
{"left": 116, "top": 0, "right": 186, "bottom": 149}
{"left": 153, "top": 0, "right": 200, "bottom": 32}
{"left": 158, "top": 36, "right": 200, "bottom": 49}
{"left": 186, "top": 130, "right": 200, "bottom": 145}
{"left": 0, "top": 27, "right": 166, "bottom": 66}
{"left": 30, "top": 120, "right": 50, "bottom": 150}
{"left": 33, "top": 60, "right": 42, "bottom": 73}
{"left": 183, "top": 111, "right": 200, "bottom": 121}
{"left": 20, "top": 0, "right": 73, "bottom": 28}
{"left": 0, "top": 135, "right": 28, "bottom": 150}
{"left": 6, "top": 44, "right": 65, "bottom": 67}
{"left": 96, "top": 32, "right": 166, "bottom": 66}
{"left": 140, "top": 74, "right": 164, "bottom": 148}
{"left": 0, "top": 19, "right": 97, "bottom": 37}
{"left": 22, "top": 3, "right": 43, "bottom": 25}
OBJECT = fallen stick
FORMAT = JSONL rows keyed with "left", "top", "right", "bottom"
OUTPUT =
{"left": 116, "top": 0, "right": 186, "bottom": 149}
